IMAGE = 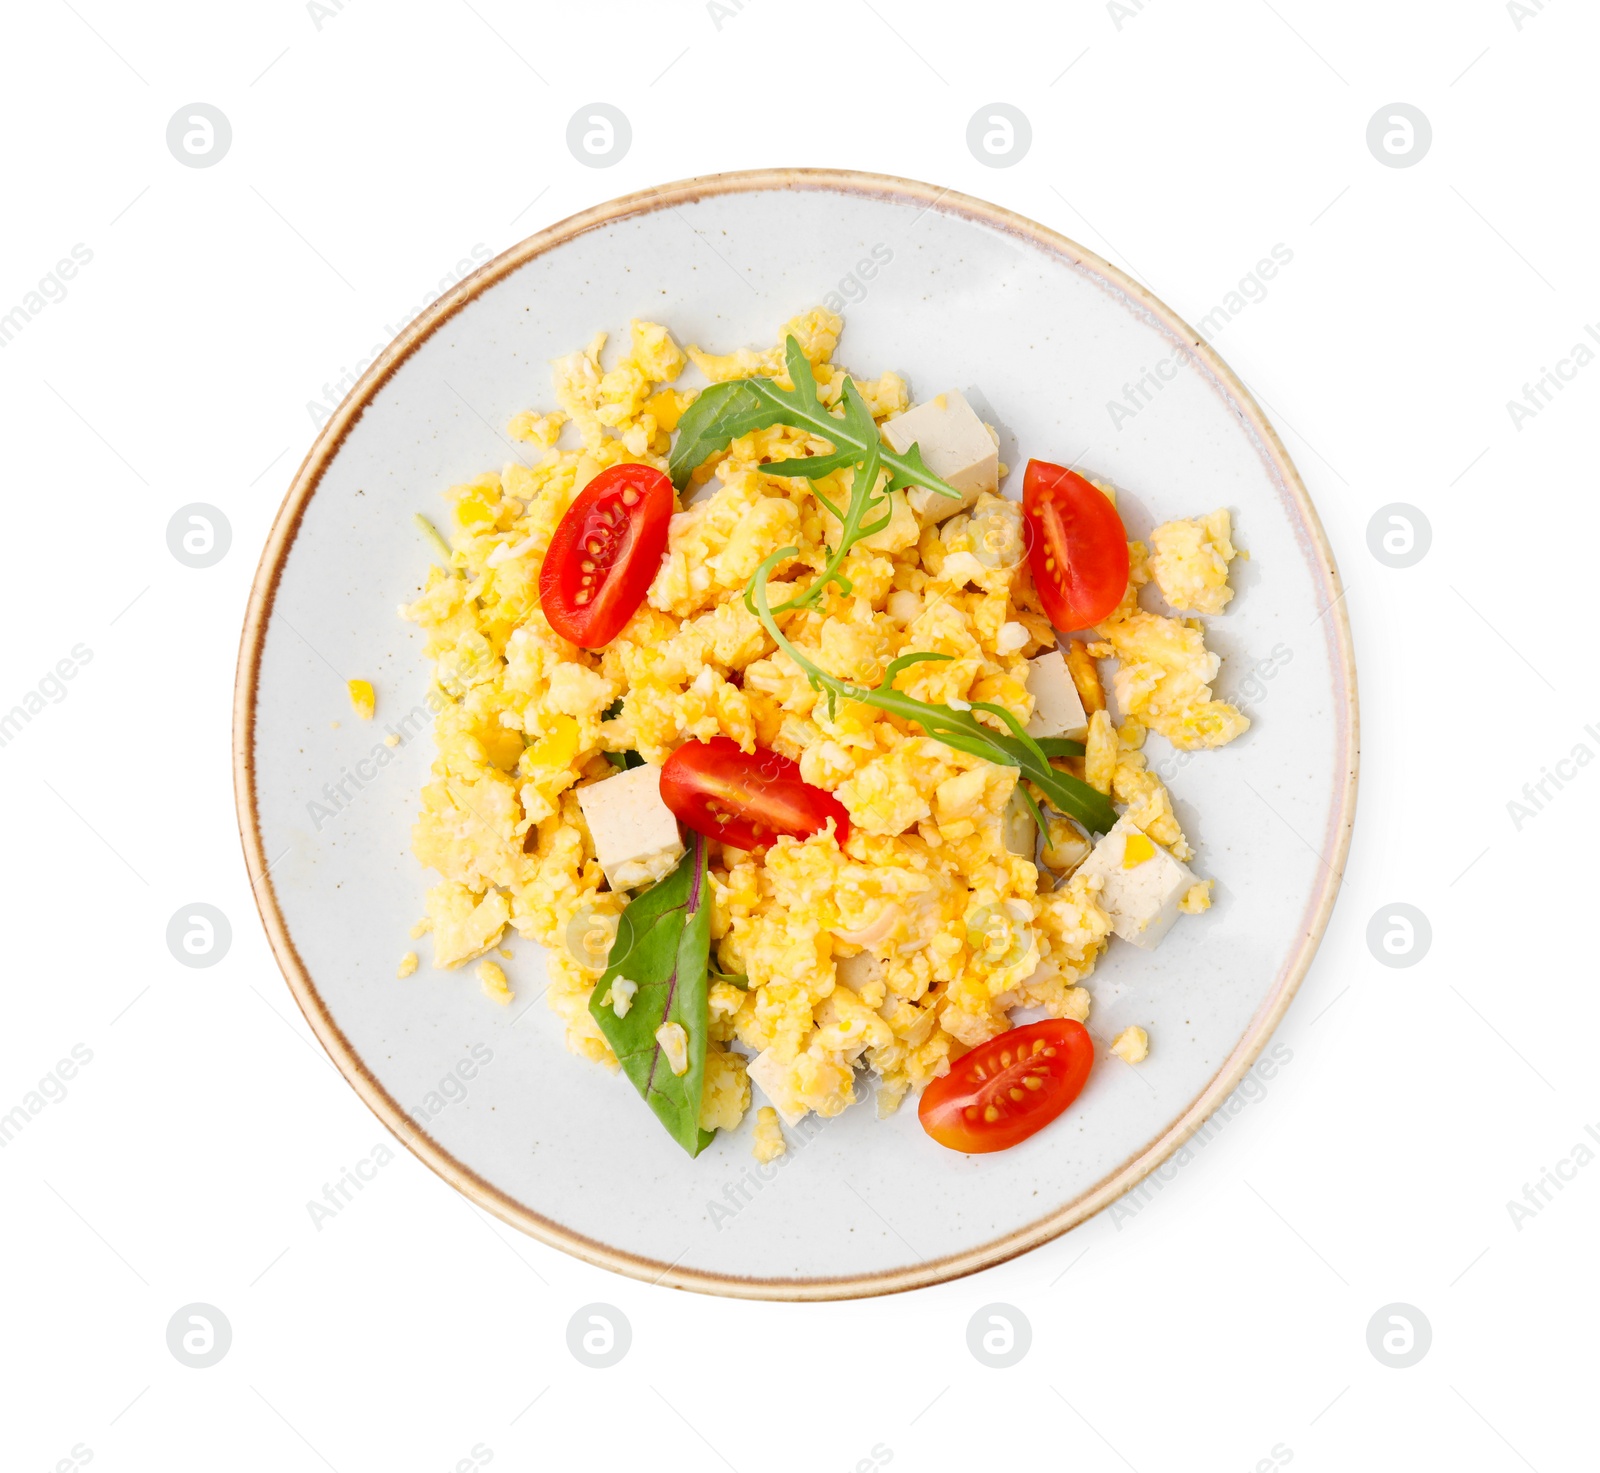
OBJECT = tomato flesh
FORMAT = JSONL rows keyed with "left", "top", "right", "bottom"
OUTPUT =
{"left": 539, "top": 463, "right": 673, "bottom": 649}
{"left": 919, "top": 1018, "right": 1094, "bottom": 1153}
{"left": 659, "top": 736, "right": 851, "bottom": 851}
{"left": 1022, "top": 459, "right": 1130, "bottom": 632}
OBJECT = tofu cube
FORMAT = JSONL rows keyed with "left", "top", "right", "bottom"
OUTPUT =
{"left": 745, "top": 1046, "right": 808, "bottom": 1127}
{"left": 576, "top": 764, "right": 683, "bottom": 892}
{"left": 1023, "top": 650, "right": 1089, "bottom": 741}
{"left": 1077, "top": 816, "right": 1199, "bottom": 951}
{"left": 835, "top": 950, "right": 885, "bottom": 991}
{"left": 1003, "top": 786, "right": 1037, "bottom": 860}
{"left": 881, "top": 390, "right": 998, "bottom": 524}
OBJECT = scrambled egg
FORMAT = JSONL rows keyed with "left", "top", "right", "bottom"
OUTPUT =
{"left": 399, "top": 309, "right": 1249, "bottom": 1143}
{"left": 1111, "top": 1025, "right": 1149, "bottom": 1064}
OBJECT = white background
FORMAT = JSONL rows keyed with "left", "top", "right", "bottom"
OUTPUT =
{"left": 1, "top": 1, "right": 1593, "bottom": 1469}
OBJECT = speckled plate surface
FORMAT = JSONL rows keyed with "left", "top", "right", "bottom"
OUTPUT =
{"left": 234, "top": 169, "right": 1357, "bottom": 1300}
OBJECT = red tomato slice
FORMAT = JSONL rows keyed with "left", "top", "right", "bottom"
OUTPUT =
{"left": 1022, "top": 459, "right": 1130, "bottom": 632}
{"left": 919, "top": 1018, "right": 1094, "bottom": 1153}
{"left": 659, "top": 736, "right": 851, "bottom": 851}
{"left": 539, "top": 463, "right": 673, "bottom": 649}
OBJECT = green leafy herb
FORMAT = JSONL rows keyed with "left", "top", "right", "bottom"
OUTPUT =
{"left": 601, "top": 698, "right": 624, "bottom": 721}
{"left": 670, "top": 336, "right": 963, "bottom": 613}
{"left": 588, "top": 833, "right": 716, "bottom": 1157}
{"left": 603, "top": 750, "right": 647, "bottom": 771}
{"left": 743, "top": 551, "right": 1118, "bottom": 835}
{"left": 710, "top": 969, "right": 750, "bottom": 991}
{"left": 413, "top": 512, "right": 454, "bottom": 566}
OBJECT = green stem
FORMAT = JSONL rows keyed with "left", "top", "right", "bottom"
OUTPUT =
{"left": 744, "top": 549, "right": 1117, "bottom": 834}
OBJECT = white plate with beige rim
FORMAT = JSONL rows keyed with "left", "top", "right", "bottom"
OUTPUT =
{"left": 234, "top": 168, "right": 1357, "bottom": 1300}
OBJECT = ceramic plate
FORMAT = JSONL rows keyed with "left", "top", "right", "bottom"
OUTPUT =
{"left": 235, "top": 169, "right": 1357, "bottom": 1299}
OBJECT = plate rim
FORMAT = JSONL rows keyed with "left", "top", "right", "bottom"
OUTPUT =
{"left": 232, "top": 166, "right": 1360, "bottom": 1301}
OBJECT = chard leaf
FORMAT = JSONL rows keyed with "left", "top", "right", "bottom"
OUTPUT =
{"left": 588, "top": 833, "right": 715, "bottom": 1157}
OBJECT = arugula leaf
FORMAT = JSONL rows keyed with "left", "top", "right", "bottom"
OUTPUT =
{"left": 603, "top": 750, "right": 646, "bottom": 771}
{"left": 743, "top": 552, "right": 1118, "bottom": 835}
{"left": 588, "top": 833, "right": 716, "bottom": 1157}
{"left": 669, "top": 337, "right": 963, "bottom": 611}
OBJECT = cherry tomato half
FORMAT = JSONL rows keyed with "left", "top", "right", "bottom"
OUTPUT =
{"left": 919, "top": 1018, "right": 1094, "bottom": 1153}
{"left": 539, "top": 463, "right": 673, "bottom": 649}
{"left": 1022, "top": 459, "right": 1130, "bottom": 632}
{"left": 659, "top": 736, "right": 851, "bottom": 852}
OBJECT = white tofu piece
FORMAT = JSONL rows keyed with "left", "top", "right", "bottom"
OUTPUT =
{"left": 881, "top": 390, "right": 998, "bottom": 523}
{"left": 835, "top": 951, "right": 884, "bottom": 991}
{"left": 1077, "top": 816, "right": 1199, "bottom": 951}
{"left": 575, "top": 763, "right": 684, "bottom": 892}
{"left": 1023, "top": 650, "right": 1089, "bottom": 741}
{"left": 745, "top": 1046, "right": 808, "bottom": 1127}
{"left": 1003, "top": 787, "right": 1037, "bottom": 859}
